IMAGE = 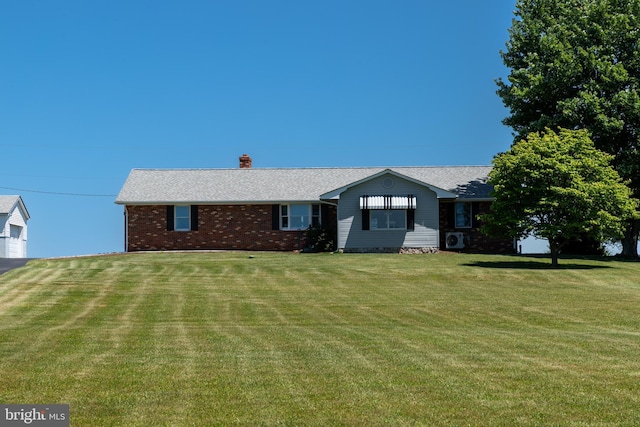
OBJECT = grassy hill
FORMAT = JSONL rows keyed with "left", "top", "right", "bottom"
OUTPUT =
{"left": 1, "top": 252, "right": 639, "bottom": 426}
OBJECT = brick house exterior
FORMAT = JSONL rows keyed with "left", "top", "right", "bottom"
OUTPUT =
{"left": 125, "top": 204, "right": 338, "bottom": 252}
{"left": 116, "top": 155, "right": 515, "bottom": 254}
{"left": 438, "top": 201, "right": 515, "bottom": 253}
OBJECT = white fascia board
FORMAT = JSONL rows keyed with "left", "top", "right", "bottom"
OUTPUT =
{"left": 4, "top": 197, "right": 31, "bottom": 220}
{"left": 115, "top": 199, "right": 324, "bottom": 205}
{"left": 17, "top": 198, "right": 30, "bottom": 220}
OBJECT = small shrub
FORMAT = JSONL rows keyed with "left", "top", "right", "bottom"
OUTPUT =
{"left": 304, "top": 225, "right": 336, "bottom": 252}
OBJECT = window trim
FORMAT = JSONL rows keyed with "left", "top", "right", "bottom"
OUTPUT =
{"left": 279, "top": 203, "right": 321, "bottom": 231}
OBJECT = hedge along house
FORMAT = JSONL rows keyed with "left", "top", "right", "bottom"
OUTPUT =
{"left": 115, "top": 155, "right": 515, "bottom": 254}
{"left": 0, "top": 195, "right": 30, "bottom": 258}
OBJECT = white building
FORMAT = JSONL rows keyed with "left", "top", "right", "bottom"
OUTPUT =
{"left": 0, "top": 196, "right": 30, "bottom": 258}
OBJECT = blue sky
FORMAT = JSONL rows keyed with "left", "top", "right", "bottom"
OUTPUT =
{"left": 1, "top": 1, "right": 520, "bottom": 258}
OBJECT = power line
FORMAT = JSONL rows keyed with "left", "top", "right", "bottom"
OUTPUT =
{"left": 0, "top": 186, "right": 116, "bottom": 197}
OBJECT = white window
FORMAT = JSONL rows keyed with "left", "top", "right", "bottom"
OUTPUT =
{"left": 175, "top": 205, "right": 191, "bottom": 231}
{"left": 370, "top": 209, "right": 406, "bottom": 230}
{"left": 455, "top": 203, "right": 472, "bottom": 228}
{"left": 280, "top": 204, "right": 320, "bottom": 230}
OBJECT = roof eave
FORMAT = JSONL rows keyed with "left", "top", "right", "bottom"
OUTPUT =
{"left": 116, "top": 199, "right": 325, "bottom": 206}
{"left": 320, "top": 168, "right": 459, "bottom": 199}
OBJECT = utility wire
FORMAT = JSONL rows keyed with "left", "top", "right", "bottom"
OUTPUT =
{"left": 0, "top": 186, "right": 116, "bottom": 197}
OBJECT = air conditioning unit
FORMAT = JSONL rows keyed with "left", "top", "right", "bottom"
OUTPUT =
{"left": 446, "top": 232, "right": 465, "bottom": 249}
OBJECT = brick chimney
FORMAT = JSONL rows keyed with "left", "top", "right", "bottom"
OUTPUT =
{"left": 239, "top": 153, "right": 252, "bottom": 169}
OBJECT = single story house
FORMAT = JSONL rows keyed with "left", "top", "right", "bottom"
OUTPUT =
{"left": 115, "top": 155, "right": 515, "bottom": 254}
{"left": 0, "top": 195, "right": 30, "bottom": 258}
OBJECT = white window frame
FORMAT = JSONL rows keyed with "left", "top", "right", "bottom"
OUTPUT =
{"left": 175, "top": 205, "right": 191, "bottom": 231}
{"left": 455, "top": 202, "right": 472, "bottom": 229}
{"left": 370, "top": 209, "right": 407, "bottom": 230}
{"left": 280, "top": 204, "right": 321, "bottom": 230}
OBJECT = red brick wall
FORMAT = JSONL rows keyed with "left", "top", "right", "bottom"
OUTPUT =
{"left": 125, "top": 204, "right": 312, "bottom": 252}
{"left": 439, "top": 201, "right": 516, "bottom": 254}
{"left": 125, "top": 202, "right": 513, "bottom": 254}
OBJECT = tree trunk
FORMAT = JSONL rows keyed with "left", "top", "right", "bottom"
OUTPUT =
{"left": 549, "top": 239, "right": 560, "bottom": 267}
{"left": 620, "top": 219, "right": 639, "bottom": 258}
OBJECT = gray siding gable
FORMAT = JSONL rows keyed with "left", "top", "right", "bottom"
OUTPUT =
{"left": 321, "top": 168, "right": 457, "bottom": 200}
{"left": 338, "top": 173, "right": 440, "bottom": 250}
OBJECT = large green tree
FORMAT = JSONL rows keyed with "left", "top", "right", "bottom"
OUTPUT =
{"left": 483, "top": 128, "right": 636, "bottom": 266}
{"left": 498, "top": 0, "right": 640, "bottom": 257}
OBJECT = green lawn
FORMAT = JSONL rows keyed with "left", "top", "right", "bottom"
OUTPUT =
{"left": 1, "top": 252, "right": 639, "bottom": 426}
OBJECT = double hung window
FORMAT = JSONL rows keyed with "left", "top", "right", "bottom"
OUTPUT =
{"left": 167, "top": 205, "right": 198, "bottom": 232}
{"left": 280, "top": 204, "right": 321, "bottom": 230}
{"left": 455, "top": 203, "right": 472, "bottom": 228}
{"left": 174, "top": 205, "right": 191, "bottom": 231}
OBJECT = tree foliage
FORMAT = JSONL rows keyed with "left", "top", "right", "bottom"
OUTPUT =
{"left": 482, "top": 128, "right": 637, "bottom": 265}
{"left": 497, "top": 0, "right": 640, "bottom": 256}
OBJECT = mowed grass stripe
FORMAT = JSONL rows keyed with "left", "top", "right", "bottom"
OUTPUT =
{"left": 0, "top": 252, "right": 639, "bottom": 425}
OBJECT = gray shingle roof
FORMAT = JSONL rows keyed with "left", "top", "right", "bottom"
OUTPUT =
{"left": 0, "top": 195, "right": 30, "bottom": 218}
{"left": 115, "top": 166, "right": 493, "bottom": 205}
